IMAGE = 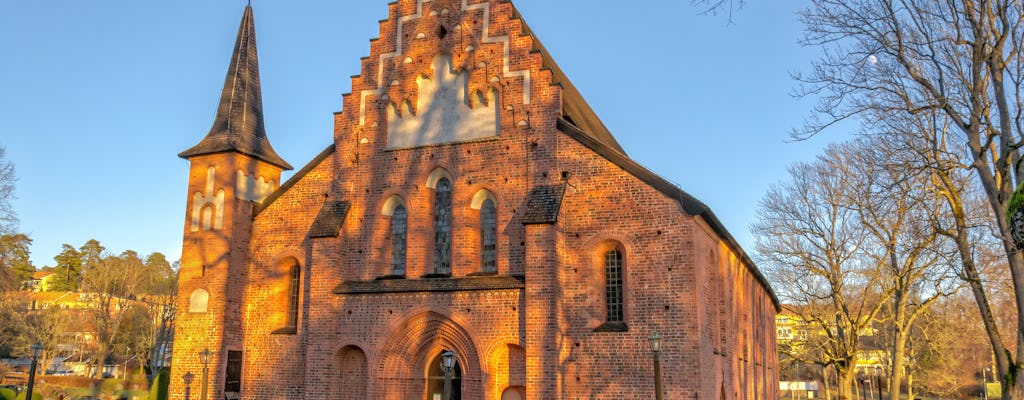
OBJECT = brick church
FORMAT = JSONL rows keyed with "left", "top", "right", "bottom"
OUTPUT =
{"left": 169, "top": 1, "right": 780, "bottom": 399}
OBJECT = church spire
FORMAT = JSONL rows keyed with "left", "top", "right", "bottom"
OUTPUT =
{"left": 179, "top": 5, "right": 292, "bottom": 170}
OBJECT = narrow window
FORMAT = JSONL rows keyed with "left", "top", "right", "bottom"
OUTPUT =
{"left": 481, "top": 199, "right": 497, "bottom": 272}
{"left": 286, "top": 265, "right": 300, "bottom": 329}
{"left": 391, "top": 205, "right": 408, "bottom": 275}
{"left": 434, "top": 178, "right": 452, "bottom": 274}
{"left": 605, "top": 249, "right": 624, "bottom": 323}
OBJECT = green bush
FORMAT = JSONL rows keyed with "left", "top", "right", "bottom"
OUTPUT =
{"left": 14, "top": 391, "right": 41, "bottom": 400}
{"left": 0, "top": 388, "right": 15, "bottom": 400}
{"left": 100, "top": 378, "right": 123, "bottom": 395}
{"left": 149, "top": 368, "right": 169, "bottom": 400}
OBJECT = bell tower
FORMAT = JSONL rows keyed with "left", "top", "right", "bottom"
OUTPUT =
{"left": 170, "top": 5, "right": 291, "bottom": 400}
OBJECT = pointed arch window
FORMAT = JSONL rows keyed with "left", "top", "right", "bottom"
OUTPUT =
{"left": 391, "top": 204, "right": 408, "bottom": 275}
{"left": 285, "top": 265, "right": 300, "bottom": 329}
{"left": 273, "top": 258, "right": 301, "bottom": 335}
{"left": 605, "top": 249, "right": 624, "bottom": 323}
{"left": 434, "top": 177, "right": 453, "bottom": 275}
{"left": 481, "top": 199, "right": 497, "bottom": 272}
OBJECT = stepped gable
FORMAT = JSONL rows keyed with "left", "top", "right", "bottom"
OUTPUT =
{"left": 179, "top": 5, "right": 292, "bottom": 170}
{"left": 339, "top": 0, "right": 623, "bottom": 154}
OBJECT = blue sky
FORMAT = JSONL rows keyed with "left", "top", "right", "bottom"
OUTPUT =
{"left": 0, "top": 0, "right": 849, "bottom": 267}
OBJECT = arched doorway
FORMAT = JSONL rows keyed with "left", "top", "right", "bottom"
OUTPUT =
{"left": 337, "top": 346, "right": 367, "bottom": 400}
{"left": 426, "top": 351, "right": 462, "bottom": 400}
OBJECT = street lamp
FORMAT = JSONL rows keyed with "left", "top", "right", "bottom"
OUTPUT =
{"left": 199, "top": 348, "right": 212, "bottom": 400}
{"left": 649, "top": 333, "right": 664, "bottom": 400}
{"left": 874, "top": 366, "right": 883, "bottom": 400}
{"left": 441, "top": 350, "right": 456, "bottom": 400}
{"left": 25, "top": 343, "right": 43, "bottom": 400}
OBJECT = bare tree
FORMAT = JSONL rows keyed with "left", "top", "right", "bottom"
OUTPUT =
{"left": 796, "top": 0, "right": 1024, "bottom": 397}
{"left": 82, "top": 249, "right": 146, "bottom": 378}
{"left": 0, "top": 291, "right": 75, "bottom": 376}
{"left": 754, "top": 142, "right": 889, "bottom": 400}
{"left": 0, "top": 146, "right": 16, "bottom": 234}
{"left": 692, "top": 0, "right": 745, "bottom": 18}
{"left": 845, "top": 136, "right": 961, "bottom": 400}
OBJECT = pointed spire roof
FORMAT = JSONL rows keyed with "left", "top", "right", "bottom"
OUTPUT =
{"left": 179, "top": 5, "right": 292, "bottom": 170}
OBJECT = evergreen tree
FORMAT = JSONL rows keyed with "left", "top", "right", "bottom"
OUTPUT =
{"left": 50, "top": 244, "right": 82, "bottom": 291}
{"left": 142, "top": 252, "right": 176, "bottom": 296}
{"left": 78, "top": 239, "right": 106, "bottom": 292}
{"left": 0, "top": 234, "right": 33, "bottom": 291}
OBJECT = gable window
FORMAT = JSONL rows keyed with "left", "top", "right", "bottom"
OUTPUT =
{"left": 391, "top": 204, "right": 408, "bottom": 275}
{"left": 481, "top": 199, "right": 497, "bottom": 273}
{"left": 434, "top": 177, "right": 453, "bottom": 275}
{"left": 605, "top": 249, "right": 624, "bottom": 323}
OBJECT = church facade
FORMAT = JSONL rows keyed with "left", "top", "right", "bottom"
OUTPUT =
{"left": 169, "top": 1, "right": 780, "bottom": 399}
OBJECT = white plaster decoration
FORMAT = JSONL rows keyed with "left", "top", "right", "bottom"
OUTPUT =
{"left": 189, "top": 289, "right": 209, "bottom": 313}
{"left": 236, "top": 170, "right": 275, "bottom": 202}
{"left": 387, "top": 55, "right": 499, "bottom": 148}
{"left": 358, "top": 0, "right": 532, "bottom": 126}
{"left": 460, "top": 0, "right": 531, "bottom": 102}
{"left": 381, "top": 195, "right": 406, "bottom": 216}
{"left": 470, "top": 189, "right": 497, "bottom": 210}
{"left": 426, "top": 168, "right": 453, "bottom": 189}
{"left": 191, "top": 166, "right": 225, "bottom": 232}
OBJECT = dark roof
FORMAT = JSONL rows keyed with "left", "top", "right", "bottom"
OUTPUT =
{"left": 308, "top": 201, "right": 351, "bottom": 238}
{"left": 510, "top": 6, "right": 626, "bottom": 155}
{"left": 521, "top": 184, "right": 566, "bottom": 225}
{"left": 179, "top": 6, "right": 292, "bottom": 170}
{"left": 334, "top": 276, "right": 525, "bottom": 295}
{"left": 254, "top": 144, "right": 334, "bottom": 216}
{"left": 557, "top": 118, "right": 781, "bottom": 310}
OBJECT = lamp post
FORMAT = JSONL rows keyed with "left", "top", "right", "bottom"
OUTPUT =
{"left": 649, "top": 333, "right": 664, "bottom": 400}
{"left": 25, "top": 343, "right": 43, "bottom": 400}
{"left": 874, "top": 366, "right": 883, "bottom": 400}
{"left": 441, "top": 350, "right": 456, "bottom": 400}
{"left": 199, "top": 348, "right": 212, "bottom": 400}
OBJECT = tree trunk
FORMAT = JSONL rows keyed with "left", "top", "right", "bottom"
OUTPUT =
{"left": 993, "top": 209, "right": 1024, "bottom": 400}
{"left": 838, "top": 364, "right": 857, "bottom": 400}
{"left": 945, "top": 189, "right": 1013, "bottom": 398}
{"left": 907, "top": 370, "right": 913, "bottom": 400}
{"left": 1011, "top": 371, "right": 1024, "bottom": 400}
{"left": 889, "top": 328, "right": 908, "bottom": 400}
{"left": 94, "top": 344, "right": 108, "bottom": 379}
{"left": 824, "top": 365, "right": 832, "bottom": 400}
